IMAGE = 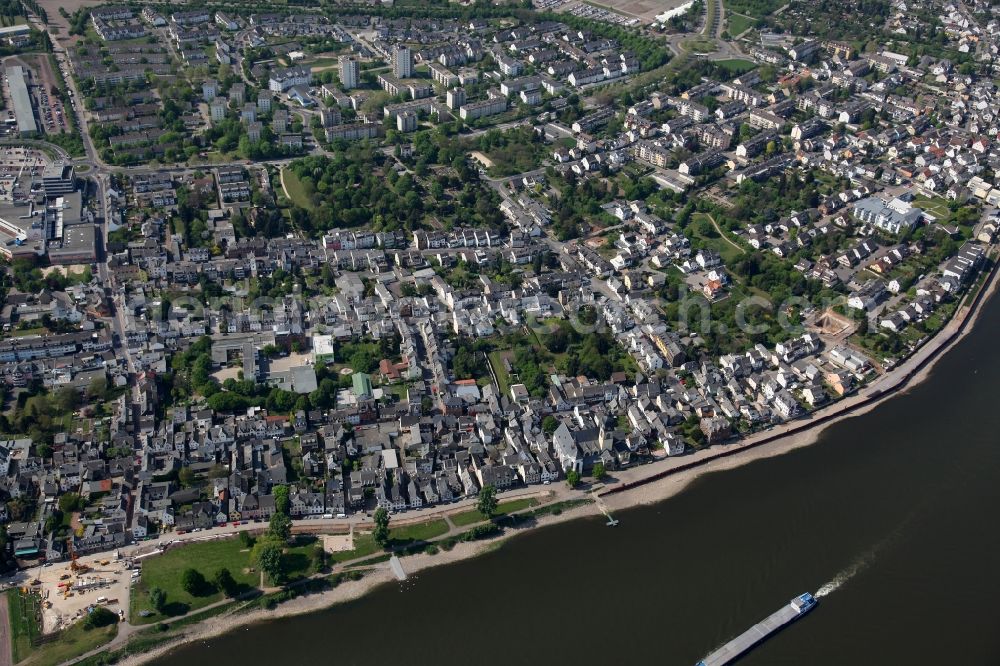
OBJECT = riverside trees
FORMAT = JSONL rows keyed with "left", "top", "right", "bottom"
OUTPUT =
{"left": 373, "top": 507, "right": 391, "bottom": 549}
{"left": 477, "top": 485, "right": 498, "bottom": 520}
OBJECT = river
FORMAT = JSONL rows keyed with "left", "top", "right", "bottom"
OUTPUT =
{"left": 156, "top": 290, "right": 1000, "bottom": 666}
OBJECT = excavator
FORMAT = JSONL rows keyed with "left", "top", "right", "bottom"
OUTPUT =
{"left": 68, "top": 539, "right": 90, "bottom": 575}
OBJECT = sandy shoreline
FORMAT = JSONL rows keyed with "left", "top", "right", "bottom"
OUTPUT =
{"left": 117, "top": 501, "right": 601, "bottom": 666}
{"left": 112, "top": 258, "right": 1000, "bottom": 666}
{"left": 604, "top": 253, "right": 1000, "bottom": 510}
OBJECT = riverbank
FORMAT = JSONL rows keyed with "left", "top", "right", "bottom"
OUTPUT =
{"left": 107, "top": 256, "right": 1000, "bottom": 666}
{"left": 115, "top": 500, "right": 600, "bottom": 666}
{"left": 601, "top": 252, "right": 1000, "bottom": 510}
{"left": 146, "top": 247, "right": 1000, "bottom": 666}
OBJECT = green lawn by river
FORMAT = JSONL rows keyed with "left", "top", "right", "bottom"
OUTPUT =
{"left": 129, "top": 537, "right": 322, "bottom": 624}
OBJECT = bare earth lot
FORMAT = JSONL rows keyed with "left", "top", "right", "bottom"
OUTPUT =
{"left": 34, "top": 0, "right": 101, "bottom": 41}
{"left": 567, "top": 0, "right": 690, "bottom": 23}
{"left": 27, "top": 550, "right": 132, "bottom": 634}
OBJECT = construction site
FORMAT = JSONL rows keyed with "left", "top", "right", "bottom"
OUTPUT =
{"left": 807, "top": 308, "right": 857, "bottom": 342}
{"left": 20, "top": 544, "right": 135, "bottom": 633}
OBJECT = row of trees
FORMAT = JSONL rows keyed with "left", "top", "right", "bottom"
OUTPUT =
{"left": 372, "top": 485, "right": 501, "bottom": 552}
{"left": 146, "top": 565, "right": 240, "bottom": 616}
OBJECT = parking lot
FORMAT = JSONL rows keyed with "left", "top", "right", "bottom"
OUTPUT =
{"left": 31, "top": 54, "right": 69, "bottom": 135}
{"left": 35, "top": 84, "right": 68, "bottom": 135}
{"left": 533, "top": 0, "right": 573, "bottom": 10}
{"left": 562, "top": 0, "right": 643, "bottom": 25}
{"left": 0, "top": 56, "right": 70, "bottom": 138}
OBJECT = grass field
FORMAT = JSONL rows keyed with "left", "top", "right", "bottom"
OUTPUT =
{"left": 382, "top": 382, "right": 410, "bottom": 401}
{"left": 726, "top": 12, "right": 755, "bottom": 35}
{"left": 690, "top": 213, "right": 746, "bottom": 264}
{"left": 682, "top": 38, "right": 717, "bottom": 54}
{"left": 8, "top": 590, "right": 42, "bottom": 663}
{"left": 280, "top": 168, "right": 314, "bottom": 211}
{"left": 129, "top": 538, "right": 261, "bottom": 624}
{"left": 304, "top": 54, "right": 347, "bottom": 70}
{"left": 451, "top": 498, "right": 540, "bottom": 527}
{"left": 487, "top": 350, "right": 513, "bottom": 396}
{"left": 326, "top": 521, "right": 450, "bottom": 560}
{"left": 75, "top": 603, "right": 235, "bottom": 666}
{"left": 21, "top": 622, "right": 117, "bottom": 666}
{"left": 10, "top": 327, "right": 47, "bottom": 337}
{"left": 725, "top": 0, "right": 784, "bottom": 15}
{"left": 912, "top": 194, "right": 951, "bottom": 221}
{"left": 389, "top": 519, "right": 450, "bottom": 544}
{"left": 714, "top": 58, "right": 757, "bottom": 75}
{"left": 129, "top": 536, "right": 324, "bottom": 624}
{"left": 7, "top": 589, "right": 117, "bottom": 666}
{"left": 327, "top": 532, "right": 379, "bottom": 564}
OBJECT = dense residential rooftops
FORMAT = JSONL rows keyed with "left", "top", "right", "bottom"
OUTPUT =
{"left": 0, "top": 1, "right": 994, "bottom": 591}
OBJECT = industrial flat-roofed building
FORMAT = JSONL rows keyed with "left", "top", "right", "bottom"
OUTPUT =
{"left": 47, "top": 223, "right": 96, "bottom": 264}
{"left": 0, "top": 25, "right": 30, "bottom": 39}
{"left": 0, "top": 200, "right": 45, "bottom": 259}
{"left": 6, "top": 65, "right": 37, "bottom": 137}
{"left": 42, "top": 162, "right": 75, "bottom": 196}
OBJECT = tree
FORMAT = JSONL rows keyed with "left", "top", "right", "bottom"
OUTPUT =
{"left": 44, "top": 510, "right": 63, "bottom": 535}
{"left": 181, "top": 568, "right": 209, "bottom": 596}
{"left": 214, "top": 568, "right": 238, "bottom": 597}
{"left": 420, "top": 396, "right": 433, "bottom": 415}
{"left": 148, "top": 587, "right": 167, "bottom": 613}
{"left": 208, "top": 464, "right": 229, "bottom": 479}
{"left": 58, "top": 492, "right": 83, "bottom": 514}
{"left": 251, "top": 537, "right": 285, "bottom": 584}
{"left": 542, "top": 415, "right": 560, "bottom": 435}
{"left": 566, "top": 469, "right": 581, "bottom": 488}
{"left": 178, "top": 466, "right": 195, "bottom": 488}
{"left": 83, "top": 606, "right": 118, "bottom": 629}
{"left": 239, "top": 530, "right": 255, "bottom": 549}
{"left": 273, "top": 485, "right": 290, "bottom": 516}
{"left": 373, "top": 507, "right": 391, "bottom": 549}
{"left": 477, "top": 485, "right": 498, "bottom": 519}
{"left": 52, "top": 386, "right": 80, "bottom": 414}
{"left": 86, "top": 376, "right": 109, "bottom": 401}
{"left": 592, "top": 462, "right": 606, "bottom": 481}
{"left": 268, "top": 512, "right": 292, "bottom": 543}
